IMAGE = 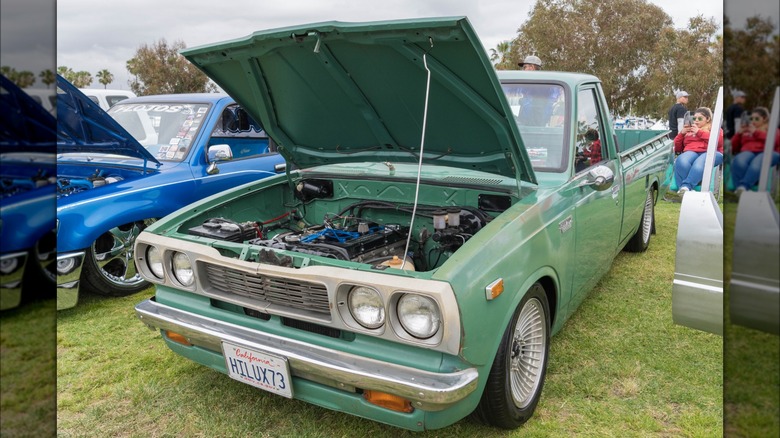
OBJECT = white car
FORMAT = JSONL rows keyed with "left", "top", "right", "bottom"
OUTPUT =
{"left": 78, "top": 88, "right": 136, "bottom": 110}
{"left": 23, "top": 88, "right": 56, "bottom": 115}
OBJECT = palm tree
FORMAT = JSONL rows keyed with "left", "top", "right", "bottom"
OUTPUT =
{"left": 96, "top": 69, "right": 114, "bottom": 89}
{"left": 490, "top": 41, "right": 514, "bottom": 70}
{"left": 39, "top": 69, "right": 56, "bottom": 88}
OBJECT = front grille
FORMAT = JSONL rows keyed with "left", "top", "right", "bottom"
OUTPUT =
{"left": 203, "top": 264, "right": 330, "bottom": 315}
{"left": 282, "top": 317, "right": 341, "bottom": 338}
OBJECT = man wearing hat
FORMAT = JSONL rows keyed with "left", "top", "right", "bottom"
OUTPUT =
{"left": 725, "top": 90, "right": 747, "bottom": 139}
{"left": 668, "top": 90, "right": 689, "bottom": 139}
{"left": 519, "top": 55, "right": 542, "bottom": 71}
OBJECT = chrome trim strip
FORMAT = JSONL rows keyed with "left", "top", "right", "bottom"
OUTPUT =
{"left": 135, "top": 298, "right": 478, "bottom": 411}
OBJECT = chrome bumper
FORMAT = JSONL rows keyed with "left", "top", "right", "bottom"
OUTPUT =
{"left": 57, "top": 251, "right": 85, "bottom": 310}
{"left": 0, "top": 251, "right": 28, "bottom": 310}
{"left": 135, "top": 298, "right": 479, "bottom": 411}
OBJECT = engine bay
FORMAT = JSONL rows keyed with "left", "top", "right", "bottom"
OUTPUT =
{"left": 57, "top": 171, "right": 125, "bottom": 198}
{"left": 185, "top": 178, "right": 502, "bottom": 272}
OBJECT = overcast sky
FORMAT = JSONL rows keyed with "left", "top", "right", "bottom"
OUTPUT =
{"left": 0, "top": 0, "right": 55, "bottom": 86}
{"left": 7, "top": 1, "right": 777, "bottom": 91}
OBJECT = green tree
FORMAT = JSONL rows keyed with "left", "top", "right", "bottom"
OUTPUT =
{"left": 724, "top": 16, "right": 779, "bottom": 107}
{"left": 644, "top": 15, "right": 722, "bottom": 117}
{"left": 14, "top": 70, "right": 36, "bottom": 88}
{"left": 57, "top": 66, "right": 76, "bottom": 83}
{"left": 511, "top": 0, "right": 671, "bottom": 116}
{"left": 490, "top": 40, "right": 516, "bottom": 70}
{"left": 39, "top": 69, "right": 56, "bottom": 88}
{"left": 508, "top": 0, "right": 721, "bottom": 119}
{"left": 1, "top": 65, "right": 15, "bottom": 79}
{"left": 126, "top": 39, "right": 217, "bottom": 95}
{"left": 96, "top": 69, "right": 114, "bottom": 89}
{"left": 72, "top": 71, "right": 94, "bottom": 88}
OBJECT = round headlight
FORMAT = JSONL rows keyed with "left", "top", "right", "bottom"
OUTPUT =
{"left": 172, "top": 252, "right": 194, "bottom": 286}
{"left": 348, "top": 286, "right": 385, "bottom": 329}
{"left": 397, "top": 294, "right": 440, "bottom": 339}
{"left": 146, "top": 246, "right": 164, "bottom": 279}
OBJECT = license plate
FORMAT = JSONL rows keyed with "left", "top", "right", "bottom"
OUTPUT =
{"left": 222, "top": 341, "right": 293, "bottom": 398}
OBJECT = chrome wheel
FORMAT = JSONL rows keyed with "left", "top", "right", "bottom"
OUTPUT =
{"left": 85, "top": 219, "right": 156, "bottom": 295}
{"left": 509, "top": 297, "right": 547, "bottom": 409}
{"left": 625, "top": 189, "right": 655, "bottom": 252}
{"left": 640, "top": 190, "right": 653, "bottom": 245}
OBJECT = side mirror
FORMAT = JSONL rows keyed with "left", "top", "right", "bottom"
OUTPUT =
{"left": 577, "top": 165, "right": 614, "bottom": 191}
{"left": 207, "top": 144, "right": 233, "bottom": 175}
{"left": 207, "top": 144, "right": 233, "bottom": 163}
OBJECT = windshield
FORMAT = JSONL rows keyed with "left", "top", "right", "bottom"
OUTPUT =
{"left": 108, "top": 102, "right": 211, "bottom": 162}
{"left": 501, "top": 83, "right": 567, "bottom": 172}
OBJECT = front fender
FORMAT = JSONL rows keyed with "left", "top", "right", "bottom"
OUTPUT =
{"left": 56, "top": 188, "right": 192, "bottom": 252}
{"left": 433, "top": 190, "right": 573, "bottom": 368}
{"left": 1, "top": 187, "right": 56, "bottom": 252}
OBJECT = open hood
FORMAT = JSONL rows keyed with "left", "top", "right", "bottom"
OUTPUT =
{"left": 183, "top": 17, "right": 535, "bottom": 184}
{"left": 0, "top": 74, "right": 56, "bottom": 152}
{"left": 56, "top": 75, "right": 160, "bottom": 166}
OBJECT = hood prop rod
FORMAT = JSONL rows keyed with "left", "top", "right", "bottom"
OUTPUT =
{"left": 401, "top": 37, "right": 433, "bottom": 270}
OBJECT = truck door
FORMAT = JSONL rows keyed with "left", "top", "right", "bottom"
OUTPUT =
{"left": 570, "top": 86, "right": 623, "bottom": 308}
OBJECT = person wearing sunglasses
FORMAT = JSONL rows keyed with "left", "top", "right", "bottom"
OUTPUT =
{"left": 729, "top": 107, "right": 780, "bottom": 194}
{"left": 672, "top": 107, "right": 724, "bottom": 194}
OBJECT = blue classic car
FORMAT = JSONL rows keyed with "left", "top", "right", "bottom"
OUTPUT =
{"left": 0, "top": 74, "right": 57, "bottom": 311}
{"left": 56, "top": 77, "right": 286, "bottom": 309}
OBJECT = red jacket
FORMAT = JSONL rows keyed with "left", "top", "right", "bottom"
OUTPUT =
{"left": 731, "top": 128, "right": 780, "bottom": 154}
{"left": 674, "top": 128, "right": 724, "bottom": 154}
{"left": 585, "top": 139, "right": 602, "bottom": 164}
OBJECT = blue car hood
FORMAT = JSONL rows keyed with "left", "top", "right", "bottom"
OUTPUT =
{"left": 56, "top": 75, "right": 160, "bottom": 166}
{"left": 0, "top": 74, "right": 57, "bottom": 152}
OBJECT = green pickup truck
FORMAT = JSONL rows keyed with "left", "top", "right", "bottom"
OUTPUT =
{"left": 133, "top": 17, "right": 673, "bottom": 431}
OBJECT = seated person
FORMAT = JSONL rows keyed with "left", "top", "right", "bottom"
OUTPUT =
{"left": 673, "top": 107, "right": 723, "bottom": 194}
{"left": 730, "top": 106, "right": 780, "bottom": 194}
{"left": 575, "top": 128, "right": 602, "bottom": 171}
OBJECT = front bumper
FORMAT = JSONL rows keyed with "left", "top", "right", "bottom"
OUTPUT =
{"left": 57, "top": 251, "right": 85, "bottom": 310}
{"left": 135, "top": 298, "right": 479, "bottom": 412}
{"left": 0, "top": 251, "right": 28, "bottom": 310}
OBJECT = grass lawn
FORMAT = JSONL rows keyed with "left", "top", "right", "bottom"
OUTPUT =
{"left": 723, "top": 195, "right": 780, "bottom": 437}
{"left": 0, "top": 297, "right": 57, "bottom": 437}
{"left": 55, "top": 199, "right": 724, "bottom": 437}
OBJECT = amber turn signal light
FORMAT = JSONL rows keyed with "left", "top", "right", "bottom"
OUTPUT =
{"left": 364, "top": 390, "right": 414, "bottom": 413}
{"left": 165, "top": 330, "right": 192, "bottom": 346}
{"left": 485, "top": 278, "right": 504, "bottom": 300}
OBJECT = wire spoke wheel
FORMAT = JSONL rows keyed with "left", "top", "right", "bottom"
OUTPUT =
{"left": 510, "top": 297, "right": 547, "bottom": 408}
{"left": 472, "top": 282, "right": 550, "bottom": 429}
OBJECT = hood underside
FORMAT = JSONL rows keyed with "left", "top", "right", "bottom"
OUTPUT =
{"left": 0, "top": 74, "right": 56, "bottom": 152}
{"left": 56, "top": 75, "right": 160, "bottom": 166}
{"left": 183, "top": 16, "right": 535, "bottom": 184}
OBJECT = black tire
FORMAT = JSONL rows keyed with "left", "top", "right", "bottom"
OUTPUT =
{"left": 625, "top": 189, "right": 655, "bottom": 253}
{"left": 81, "top": 219, "right": 155, "bottom": 297}
{"left": 472, "top": 282, "right": 550, "bottom": 429}
{"left": 21, "top": 230, "right": 58, "bottom": 302}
